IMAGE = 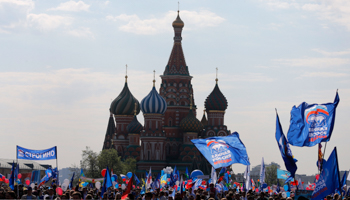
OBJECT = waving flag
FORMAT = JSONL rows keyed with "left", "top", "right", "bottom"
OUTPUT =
{"left": 287, "top": 92, "right": 339, "bottom": 147}
{"left": 146, "top": 168, "right": 152, "bottom": 188}
{"left": 69, "top": 172, "right": 75, "bottom": 189}
{"left": 122, "top": 173, "right": 134, "bottom": 200}
{"left": 134, "top": 174, "right": 140, "bottom": 185}
{"left": 244, "top": 165, "right": 251, "bottom": 191}
{"left": 191, "top": 132, "right": 250, "bottom": 169}
{"left": 217, "top": 167, "right": 226, "bottom": 183}
{"left": 185, "top": 167, "right": 190, "bottom": 180}
{"left": 340, "top": 171, "right": 347, "bottom": 194}
{"left": 211, "top": 166, "right": 217, "bottom": 185}
{"left": 120, "top": 174, "right": 127, "bottom": 182}
{"left": 79, "top": 169, "right": 85, "bottom": 182}
{"left": 260, "top": 157, "right": 265, "bottom": 186}
{"left": 275, "top": 112, "right": 297, "bottom": 182}
{"left": 9, "top": 162, "right": 15, "bottom": 190}
{"left": 101, "top": 166, "right": 112, "bottom": 197}
{"left": 311, "top": 147, "right": 340, "bottom": 200}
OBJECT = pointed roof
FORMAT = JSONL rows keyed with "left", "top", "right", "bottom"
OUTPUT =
{"left": 103, "top": 113, "right": 115, "bottom": 150}
{"left": 163, "top": 11, "right": 189, "bottom": 76}
{"left": 201, "top": 111, "right": 208, "bottom": 126}
{"left": 205, "top": 81, "right": 228, "bottom": 111}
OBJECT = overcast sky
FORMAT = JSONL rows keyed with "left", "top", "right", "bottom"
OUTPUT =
{"left": 0, "top": 0, "right": 349, "bottom": 176}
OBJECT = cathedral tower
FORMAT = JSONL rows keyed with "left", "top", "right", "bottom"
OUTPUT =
{"left": 159, "top": 11, "right": 196, "bottom": 160}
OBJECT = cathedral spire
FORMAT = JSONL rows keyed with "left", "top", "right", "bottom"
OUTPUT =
{"left": 163, "top": 10, "right": 189, "bottom": 76}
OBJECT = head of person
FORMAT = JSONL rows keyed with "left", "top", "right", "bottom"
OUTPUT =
{"left": 49, "top": 188, "right": 54, "bottom": 196}
{"left": 27, "top": 187, "right": 33, "bottom": 195}
{"left": 72, "top": 192, "right": 81, "bottom": 200}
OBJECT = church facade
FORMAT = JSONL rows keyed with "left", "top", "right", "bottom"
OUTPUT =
{"left": 102, "top": 11, "right": 231, "bottom": 177}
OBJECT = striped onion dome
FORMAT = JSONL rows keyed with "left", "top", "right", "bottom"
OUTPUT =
{"left": 127, "top": 115, "right": 143, "bottom": 134}
{"left": 180, "top": 109, "right": 204, "bottom": 132}
{"left": 205, "top": 81, "right": 228, "bottom": 111}
{"left": 140, "top": 86, "right": 167, "bottom": 114}
{"left": 110, "top": 81, "right": 140, "bottom": 115}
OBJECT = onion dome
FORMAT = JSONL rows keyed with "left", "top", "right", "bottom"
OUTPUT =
{"left": 205, "top": 79, "right": 228, "bottom": 111}
{"left": 127, "top": 116, "right": 143, "bottom": 133}
{"left": 140, "top": 87, "right": 167, "bottom": 114}
{"left": 110, "top": 76, "right": 140, "bottom": 115}
{"left": 172, "top": 11, "right": 184, "bottom": 28}
{"left": 127, "top": 103, "right": 143, "bottom": 133}
{"left": 200, "top": 110, "right": 208, "bottom": 126}
{"left": 180, "top": 109, "right": 204, "bottom": 132}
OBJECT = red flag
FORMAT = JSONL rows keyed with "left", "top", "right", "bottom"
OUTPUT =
{"left": 121, "top": 173, "right": 134, "bottom": 200}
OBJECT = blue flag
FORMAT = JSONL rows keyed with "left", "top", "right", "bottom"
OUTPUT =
{"left": 134, "top": 173, "right": 140, "bottom": 185}
{"left": 311, "top": 147, "right": 340, "bottom": 200}
{"left": 275, "top": 113, "right": 297, "bottom": 180}
{"left": 9, "top": 162, "right": 15, "bottom": 190}
{"left": 340, "top": 171, "right": 347, "bottom": 194}
{"left": 69, "top": 172, "right": 75, "bottom": 189}
{"left": 276, "top": 180, "right": 281, "bottom": 193}
{"left": 191, "top": 132, "right": 250, "bottom": 169}
{"left": 277, "top": 169, "right": 291, "bottom": 180}
{"left": 101, "top": 166, "right": 112, "bottom": 197}
{"left": 287, "top": 92, "right": 339, "bottom": 147}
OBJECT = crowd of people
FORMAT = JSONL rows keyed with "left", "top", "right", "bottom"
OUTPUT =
{"left": 0, "top": 181, "right": 349, "bottom": 200}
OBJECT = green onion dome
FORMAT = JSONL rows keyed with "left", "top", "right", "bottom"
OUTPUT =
{"left": 127, "top": 115, "right": 143, "bottom": 134}
{"left": 180, "top": 109, "right": 204, "bottom": 133}
{"left": 110, "top": 79, "right": 140, "bottom": 115}
{"left": 205, "top": 81, "right": 228, "bottom": 111}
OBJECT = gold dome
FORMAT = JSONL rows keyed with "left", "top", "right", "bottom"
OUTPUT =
{"left": 172, "top": 11, "right": 184, "bottom": 28}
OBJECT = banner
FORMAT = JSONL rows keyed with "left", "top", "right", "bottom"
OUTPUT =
{"left": 17, "top": 146, "right": 57, "bottom": 160}
{"left": 287, "top": 92, "right": 339, "bottom": 147}
{"left": 277, "top": 169, "right": 291, "bottom": 180}
{"left": 191, "top": 132, "right": 250, "bottom": 169}
{"left": 311, "top": 147, "right": 340, "bottom": 200}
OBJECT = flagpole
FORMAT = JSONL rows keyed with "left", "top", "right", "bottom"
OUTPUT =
{"left": 320, "top": 142, "right": 327, "bottom": 174}
{"left": 55, "top": 146, "right": 59, "bottom": 186}
{"left": 16, "top": 146, "right": 19, "bottom": 199}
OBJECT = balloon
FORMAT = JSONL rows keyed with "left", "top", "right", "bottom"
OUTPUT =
{"left": 282, "top": 192, "right": 287, "bottom": 198}
{"left": 56, "top": 187, "right": 63, "bottom": 196}
{"left": 286, "top": 192, "right": 290, "bottom": 197}
{"left": 112, "top": 174, "right": 118, "bottom": 181}
{"left": 121, "top": 184, "right": 126, "bottom": 190}
{"left": 126, "top": 172, "right": 133, "bottom": 179}
{"left": 111, "top": 177, "right": 115, "bottom": 182}
{"left": 112, "top": 181, "right": 117, "bottom": 187}
{"left": 25, "top": 179, "right": 30, "bottom": 186}
{"left": 18, "top": 174, "right": 22, "bottom": 179}
{"left": 61, "top": 183, "right": 68, "bottom": 191}
{"left": 30, "top": 183, "right": 35, "bottom": 189}
{"left": 233, "top": 184, "right": 236, "bottom": 188}
{"left": 283, "top": 185, "right": 289, "bottom": 191}
{"left": 255, "top": 188, "right": 259, "bottom": 193}
{"left": 101, "top": 169, "right": 106, "bottom": 177}
{"left": 64, "top": 179, "right": 70, "bottom": 184}
{"left": 95, "top": 182, "right": 101, "bottom": 189}
{"left": 190, "top": 170, "right": 204, "bottom": 179}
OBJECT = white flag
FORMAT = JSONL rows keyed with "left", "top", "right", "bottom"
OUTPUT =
{"left": 260, "top": 157, "right": 265, "bottom": 184}
{"left": 347, "top": 170, "right": 350, "bottom": 181}
{"left": 245, "top": 165, "right": 251, "bottom": 190}
{"left": 211, "top": 166, "right": 217, "bottom": 185}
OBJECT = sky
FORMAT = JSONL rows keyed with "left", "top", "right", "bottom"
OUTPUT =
{"left": 0, "top": 0, "right": 349, "bottom": 176}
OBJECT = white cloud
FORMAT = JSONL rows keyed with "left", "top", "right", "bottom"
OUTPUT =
{"left": 48, "top": 1, "right": 90, "bottom": 12}
{"left": 302, "top": 1, "right": 350, "bottom": 31}
{"left": 27, "top": 13, "right": 73, "bottom": 32}
{"left": 106, "top": 10, "right": 225, "bottom": 35}
{"left": 66, "top": 27, "right": 94, "bottom": 38}
{"left": 259, "top": 0, "right": 299, "bottom": 10}
{"left": 312, "top": 48, "right": 350, "bottom": 57}
{"left": 273, "top": 57, "right": 350, "bottom": 67}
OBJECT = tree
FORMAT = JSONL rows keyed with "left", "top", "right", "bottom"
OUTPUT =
{"left": 97, "top": 148, "right": 125, "bottom": 176}
{"left": 123, "top": 157, "right": 137, "bottom": 174}
{"left": 81, "top": 146, "right": 100, "bottom": 178}
{"left": 265, "top": 163, "right": 279, "bottom": 185}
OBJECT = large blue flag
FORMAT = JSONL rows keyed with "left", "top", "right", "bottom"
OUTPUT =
{"left": 275, "top": 113, "right": 297, "bottom": 181}
{"left": 287, "top": 92, "right": 339, "bottom": 147}
{"left": 191, "top": 132, "right": 250, "bottom": 169}
{"left": 101, "top": 166, "right": 112, "bottom": 197}
{"left": 311, "top": 147, "right": 340, "bottom": 200}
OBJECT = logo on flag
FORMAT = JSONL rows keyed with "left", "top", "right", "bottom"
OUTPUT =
{"left": 206, "top": 140, "right": 232, "bottom": 165}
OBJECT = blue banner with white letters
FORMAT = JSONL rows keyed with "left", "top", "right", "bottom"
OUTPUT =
{"left": 287, "top": 92, "right": 339, "bottom": 147}
{"left": 17, "top": 146, "right": 57, "bottom": 160}
{"left": 191, "top": 132, "right": 250, "bottom": 169}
